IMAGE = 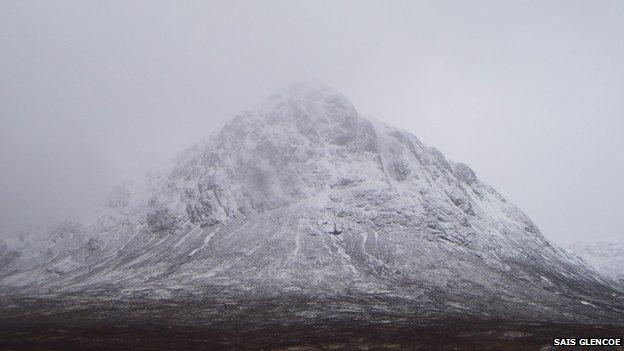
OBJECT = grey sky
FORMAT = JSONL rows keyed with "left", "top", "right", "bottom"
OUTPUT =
{"left": 1, "top": 0, "right": 623, "bottom": 243}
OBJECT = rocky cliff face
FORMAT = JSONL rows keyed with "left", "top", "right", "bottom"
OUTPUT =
{"left": 1, "top": 82, "right": 622, "bottom": 324}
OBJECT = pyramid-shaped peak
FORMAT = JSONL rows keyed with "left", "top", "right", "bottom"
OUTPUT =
{"left": 287, "top": 79, "right": 335, "bottom": 94}
{"left": 275, "top": 80, "right": 335, "bottom": 96}
{"left": 3, "top": 81, "right": 623, "bottom": 329}
{"left": 267, "top": 81, "right": 351, "bottom": 106}
{"left": 250, "top": 81, "right": 358, "bottom": 127}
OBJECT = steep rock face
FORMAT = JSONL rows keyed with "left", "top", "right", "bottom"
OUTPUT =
{"left": 566, "top": 238, "right": 624, "bottom": 285}
{"left": 1, "top": 82, "right": 622, "bottom": 323}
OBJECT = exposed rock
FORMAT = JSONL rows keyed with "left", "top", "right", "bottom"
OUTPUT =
{"left": 1, "top": 82, "right": 622, "bottom": 325}
{"left": 146, "top": 198, "right": 180, "bottom": 235}
{"left": 453, "top": 162, "right": 478, "bottom": 185}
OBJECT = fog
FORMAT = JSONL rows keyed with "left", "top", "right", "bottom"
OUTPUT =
{"left": 1, "top": 0, "right": 623, "bottom": 243}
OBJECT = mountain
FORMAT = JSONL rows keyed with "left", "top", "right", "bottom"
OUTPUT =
{"left": 0, "top": 240, "right": 19, "bottom": 274}
{"left": 1, "top": 82, "right": 623, "bottom": 326}
{"left": 566, "top": 238, "right": 624, "bottom": 285}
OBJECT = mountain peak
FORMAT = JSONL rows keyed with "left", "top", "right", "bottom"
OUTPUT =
{"left": 269, "top": 80, "right": 337, "bottom": 100}
{"left": 2, "top": 84, "right": 623, "bottom": 326}
{"left": 259, "top": 81, "right": 357, "bottom": 122}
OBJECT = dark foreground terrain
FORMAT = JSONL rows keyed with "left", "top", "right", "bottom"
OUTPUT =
{"left": 1, "top": 320, "right": 624, "bottom": 351}
{"left": 1, "top": 291, "right": 622, "bottom": 350}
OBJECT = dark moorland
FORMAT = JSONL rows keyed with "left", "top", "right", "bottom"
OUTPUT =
{"left": 1, "top": 291, "right": 622, "bottom": 351}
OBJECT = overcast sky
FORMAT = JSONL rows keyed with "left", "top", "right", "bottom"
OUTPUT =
{"left": 1, "top": 0, "right": 623, "bottom": 243}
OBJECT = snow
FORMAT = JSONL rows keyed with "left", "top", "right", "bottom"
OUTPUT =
{"left": 565, "top": 238, "right": 624, "bottom": 285}
{"left": 1, "top": 82, "right": 622, "bottom": 325}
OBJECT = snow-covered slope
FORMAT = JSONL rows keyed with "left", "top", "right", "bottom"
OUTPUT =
{"left": 1, "top": 82, "right": 622, "bottom": 324}
{"left": 0, "top": 240, "right": 19, "bottom": 275}
{"left": 566, "top": 238, "right": 624, "bottom": 285}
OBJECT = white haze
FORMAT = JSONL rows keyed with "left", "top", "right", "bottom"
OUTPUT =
{"left": 1, "top": 0, "right": 623, "bottom": 243}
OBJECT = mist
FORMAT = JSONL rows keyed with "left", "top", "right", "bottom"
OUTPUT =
{"left": 1, "top": 0, "right": 623, "bottom": 243}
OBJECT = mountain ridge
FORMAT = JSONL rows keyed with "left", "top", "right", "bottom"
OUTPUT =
{"left": 1, "top": 82, "right": 622, "bottom": 325}
{"left": 565, "top": 238, "right": 624, "bottom": 285}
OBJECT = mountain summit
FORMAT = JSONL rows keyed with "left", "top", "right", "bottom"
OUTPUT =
{"left": 1, "top": 83, "right": 623, "bottom": 324}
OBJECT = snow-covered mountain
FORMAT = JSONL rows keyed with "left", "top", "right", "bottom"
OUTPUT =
{"left": 566, "top": 238, "right": 624, "bottom": 285}
{"left": 1, "top": 82, "right": 622, "bottom": 324}
{"left": 0, "top": 240, "right": 19, "bottom": 274}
